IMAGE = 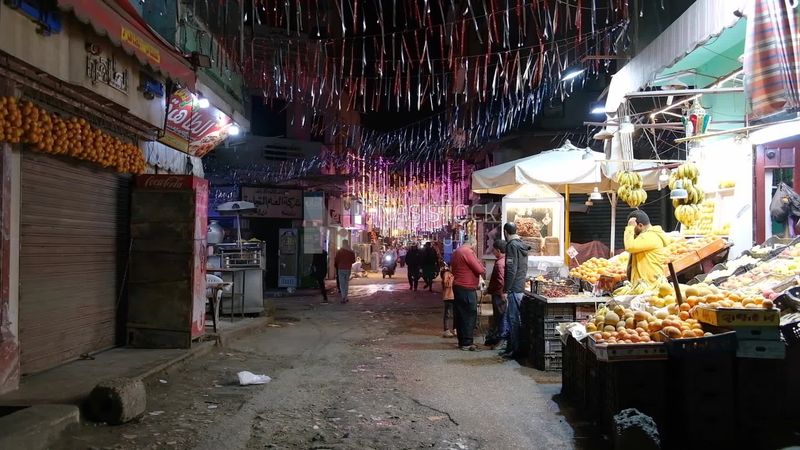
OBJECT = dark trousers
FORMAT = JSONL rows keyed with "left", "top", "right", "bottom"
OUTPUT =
{"left": 317, "top": 276, "right": 327, "bottom": 301}
{"left": 490, "top": 294, "right": 510, "bottom": 340}
{"left": 442, "top": 300, "right": 454, "bottom": 331}
{"left": 407, "top": 266, "right": 420, "bottom": 290}
{"left": 453, "top": 286, "right": 478, "bottom": 347}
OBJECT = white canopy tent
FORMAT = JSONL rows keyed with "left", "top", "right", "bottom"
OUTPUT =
{"left": 472, "top": 142, "right": 675, "bottom": 258}
{"left": 471, "top": 141, "right": 613, "bottom": 195}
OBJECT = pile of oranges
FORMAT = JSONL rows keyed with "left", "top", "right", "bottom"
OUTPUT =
{"left": 0, "top": 97, "right": 145, "bottom": 174}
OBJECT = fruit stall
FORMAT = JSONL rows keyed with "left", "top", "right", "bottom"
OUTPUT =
{"left": 557, "top": 237, "right": 800, "bottom": 448}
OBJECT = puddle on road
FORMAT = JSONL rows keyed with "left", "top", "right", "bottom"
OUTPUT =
{"left": 275, "top": 316, "right": 301, "bottom": 322}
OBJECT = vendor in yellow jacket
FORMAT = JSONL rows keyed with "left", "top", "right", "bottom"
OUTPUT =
{"left": 625, "top": 210, "right": 670, "bottom": 285}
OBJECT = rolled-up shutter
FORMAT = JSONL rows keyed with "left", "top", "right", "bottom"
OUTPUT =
{"left": 20, "top": 152, "right": 130, "bottom": 374}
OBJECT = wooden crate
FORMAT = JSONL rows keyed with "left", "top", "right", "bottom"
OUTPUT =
{"left": 694, "top": 306, "right": 780, "bottom": 327}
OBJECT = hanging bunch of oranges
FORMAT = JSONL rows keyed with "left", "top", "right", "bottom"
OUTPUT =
{"left": 0, "top": 96, "right": 146, "bottom": 174}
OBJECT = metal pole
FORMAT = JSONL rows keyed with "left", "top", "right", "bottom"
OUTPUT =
{"left": 610, "top": 192, "right": 617, "bottom": 257}
{"left": 564, "top": 184, "right": 570, "bottom": 266}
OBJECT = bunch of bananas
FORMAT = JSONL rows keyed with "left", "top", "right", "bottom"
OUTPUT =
{"left": 617, "top": 171, "right": 648, "bottom": 208}
{"left": 612, "top": 279, "right": 655, "bottom": 297}
{"left": 670, "top": 162, "right": 704, "bottom": 226}
{"left": 675, "top": 204, "right": 701, "bottom": 226}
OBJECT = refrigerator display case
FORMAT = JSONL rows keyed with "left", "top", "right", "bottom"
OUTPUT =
{"left": 128, "top": 175, "right": 208, "bottom": 348}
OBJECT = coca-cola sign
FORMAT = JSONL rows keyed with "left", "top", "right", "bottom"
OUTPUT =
{"left": 135, "top": 175, "right": 200, "bottom": 190}
{"left": 158, "top": 88, "right": 232, "bottom": 157}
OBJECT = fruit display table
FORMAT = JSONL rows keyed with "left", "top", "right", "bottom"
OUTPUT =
{"left": 557, "top": 236, "right": 800, "bottom": 447}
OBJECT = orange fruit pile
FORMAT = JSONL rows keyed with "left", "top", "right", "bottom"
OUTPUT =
{"left": 0, "top": 97, "right": 145, "bottom": 174}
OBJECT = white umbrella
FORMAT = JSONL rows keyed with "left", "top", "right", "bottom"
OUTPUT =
{"left": 216, "top": 201, "right": 256, "bottom": 249}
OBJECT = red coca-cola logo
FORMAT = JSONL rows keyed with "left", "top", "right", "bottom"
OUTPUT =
{"left": 141, "top": 176, "right": 187, "bottom": 190}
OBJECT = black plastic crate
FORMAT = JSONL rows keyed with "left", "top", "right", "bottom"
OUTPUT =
{"left": 736, "top": 358, "right": 784, "bottom": 428}
{"left": 572, "top": 337, "right": 590, "bottom": 408}
{"left": 601, "top": 360, "right": 667, "bottom": 435}
{"left": 663, "top": 331, "right": 738, "bottom": 357}
{"left": 665, "top": 354, "right": 736, "bottom": 447}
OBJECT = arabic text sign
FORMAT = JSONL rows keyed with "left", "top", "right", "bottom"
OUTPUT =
{"left": 158, "top": 88, "right": 232, "bottom": 157}
{"left": 121, "top": 27, "right": 160, "bottom": 63}
{"left": 241, "top": 187, "right": 303, "bottom": 219}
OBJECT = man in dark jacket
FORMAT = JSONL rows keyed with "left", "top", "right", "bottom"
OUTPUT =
{"left": 405, "top": 243, "right": 422, "bottom": 291}
{"left": 501, "top": 222, "right": 530, "bottom": 358}
{"left": 312, "top": 250, "right": 329, "bottom": 303}
{"left": 486, "top": 239, "right": 508, "bottom": 350}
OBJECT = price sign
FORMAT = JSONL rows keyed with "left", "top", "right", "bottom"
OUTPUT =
{"left": 567, "top": 246, "right": 579, "bottom": 259}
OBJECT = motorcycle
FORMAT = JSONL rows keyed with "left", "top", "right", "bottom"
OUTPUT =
{"left": 381, "top": 253, "right": 397, "bottom": 278}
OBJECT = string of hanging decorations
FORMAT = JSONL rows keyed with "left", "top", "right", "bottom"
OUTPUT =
{"left": 244, "top": 0, "right": 629, "bottom": 164}
{"left": 344, "top": 157, "right": 474, "bottom": 236}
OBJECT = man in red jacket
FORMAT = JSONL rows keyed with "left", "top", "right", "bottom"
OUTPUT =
{"left": 486, "top": 239, "right": 509, "bottom": 350}
{"left": 450, "top": 238, "right": 486, "bottom": 351}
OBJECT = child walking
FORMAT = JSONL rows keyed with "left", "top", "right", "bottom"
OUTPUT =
{"left": 440, "top": 265, "right": 456, "bottom": 338}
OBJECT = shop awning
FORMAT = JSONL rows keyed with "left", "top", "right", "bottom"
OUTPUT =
{"left": 471, "top": 141, "right": 612, "bottom": 195}
{"left": 604, "top": 0, "right": 746, "bottom": 113}
{"left": 57, "top": 0, "right": 196, "bottom": 89}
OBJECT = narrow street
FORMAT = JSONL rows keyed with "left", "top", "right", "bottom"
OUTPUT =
{"left": 53, "top": 271, "right": 595, "bottom": 450}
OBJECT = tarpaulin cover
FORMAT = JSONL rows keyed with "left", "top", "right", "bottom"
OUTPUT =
{"left": 471, "top": 141, "right": 612, "bottom": 195}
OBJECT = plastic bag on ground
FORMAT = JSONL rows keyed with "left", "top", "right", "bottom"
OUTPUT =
{"left": 237, "top": 371, "right": 272, "bottom": 385}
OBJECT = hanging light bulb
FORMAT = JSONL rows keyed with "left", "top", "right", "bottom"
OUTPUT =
{"left": 658, "top": 168, "right": 670, "bottom": 182}
{"left": 589, "top": 187, "right": 603, "bottom": 200}
{"left": 670, "top": 180, "right": 688, "bottom": 200}
{"left": 619, "top": 116, "right": 635, "bottom": 134}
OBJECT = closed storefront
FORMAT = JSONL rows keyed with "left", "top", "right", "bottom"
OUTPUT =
{"left": 19, "top": 152, "right": 130, "bottom": 374}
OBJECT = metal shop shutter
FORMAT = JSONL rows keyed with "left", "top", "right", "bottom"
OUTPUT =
{"left": 20, "top": 152, "right": 130, "bottom": 374}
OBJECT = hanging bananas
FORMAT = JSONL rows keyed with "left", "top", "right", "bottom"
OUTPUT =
{"left": 672, "top": 162, "right": 705, "bottom": 226}
{"left": 675, "top": 204, "right": 701, "bottom": 226}
{"left": 617, "top": 171, "right": 647, "bottom": 208}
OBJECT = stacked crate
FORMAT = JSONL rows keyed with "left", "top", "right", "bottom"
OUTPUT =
{"left": 663, "top": 331, "right": 738, "bottom": 448}
{"left": 523, "top": 294, "right": 575, "bottom": 371}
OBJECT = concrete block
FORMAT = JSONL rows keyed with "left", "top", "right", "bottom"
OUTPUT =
{"left": 85, "top": 377, "right": 146, "bottom": 425}
{"left": 0, "top": 404, "right": 79, "bottom": 450}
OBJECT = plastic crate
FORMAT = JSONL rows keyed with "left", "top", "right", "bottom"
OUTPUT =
{"left": 782, "top": 286, "right": 800, "bottom": 312}
{"left": 544, "top": 338, "right": 563, "bottom": 354}
{"left": 572, "top": 338, "right": 590, "bottom": 408}
{"left": 662, "top": 331, "right": 738, "bottom": 357}
{"left": 781, "top": 320, "right": 800, "bottom": 347}
{"left": 736, "top": 358, "right": 784, "bottom": 427}
{"left": 601, "top": 360, "right": 667, "bottom": 435}
{"left": 543, "top": 353, "right": 562, "bottom": 371}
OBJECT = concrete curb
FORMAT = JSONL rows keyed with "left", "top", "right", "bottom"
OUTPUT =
{"left": 0, "top": 404, "right": 79, "bottom": 450}
{"left": 0, "top": 315, "right": 274, "bottom": 450}
{"left": 137, "top": 315, "right": 274, "bottom": 381}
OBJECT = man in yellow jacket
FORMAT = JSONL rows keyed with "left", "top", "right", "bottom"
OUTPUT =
{"left": 625, "top": 210, "right": 670, "bottom": 285}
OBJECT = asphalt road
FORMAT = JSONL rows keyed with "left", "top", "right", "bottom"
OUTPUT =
{"left": 54, "top": 271, "right": 600, "bottom": 450}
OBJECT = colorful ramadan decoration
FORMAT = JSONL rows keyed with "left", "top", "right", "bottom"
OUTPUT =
{"left": 245, "top": 0, "right": 630, "bottom": 162}
{"left": 345, "top": 157, "right": 473, "bottom": 236}
{"left": 682, "top": 101, "right": 710, "bottom": 148}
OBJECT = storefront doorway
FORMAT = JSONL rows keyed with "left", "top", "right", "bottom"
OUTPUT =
{"left": 755, "top": 138, "right": 800, "bottom": 243}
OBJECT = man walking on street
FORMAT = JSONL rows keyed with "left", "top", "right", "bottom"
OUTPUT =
{"left": 501, "top": 223, "right": 530, "bottom": 359}
{"left": 450, "top": 238, "right": 485, "bottom": 351}
{"left": 334, "top": 240, "right": 357, "bottom": 303}
{"left": 406, "top": 243, "right": 422, "bottom": 291}
{"left": 312, "top": 249, "right": 329, "bottom": 303}
{"left": 486, "top": 239, "right": 509, "bottom": 350}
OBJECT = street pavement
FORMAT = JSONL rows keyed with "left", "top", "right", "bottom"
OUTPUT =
{"left": 53, "top": 269, "right": 601, "bottom": 450}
